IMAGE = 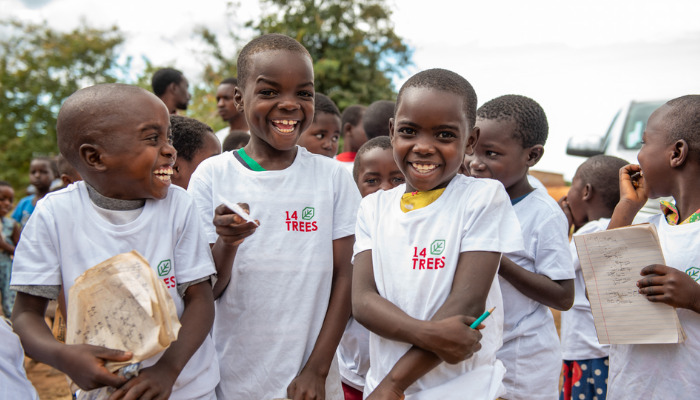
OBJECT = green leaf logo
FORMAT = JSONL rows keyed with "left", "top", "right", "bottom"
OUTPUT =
{"left": 686, "top": 267, "right": 700, "bottom": 282}
{"left": 302, "top": 207, "right": 315, "bottom": 220}
{"left": 157, "top": 259, "right": 172, "bottom": 277}
{"left": 430, "top": 240, "right": 445, "bottom": 256}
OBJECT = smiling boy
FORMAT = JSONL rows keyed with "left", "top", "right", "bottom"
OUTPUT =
{"left": 352, "top": 69, "right": 523, "bottom": 399}
{"left": 188, "top": 34, "right": 359, "bottom": 400}
{"left": 10, "top": 83, "right": 219, "bottom": 399}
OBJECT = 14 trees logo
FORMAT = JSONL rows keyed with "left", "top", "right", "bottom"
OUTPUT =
{"left": 412, "top": 240, "right": 446, "bottom": 270}
{"left": 285, "top": 207, "right": 318, "bottom": 232}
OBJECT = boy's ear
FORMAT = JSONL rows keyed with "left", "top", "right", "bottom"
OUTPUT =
{"left": 79, "top": 143, "right": 107, "bottom": 172}
{"left": 234, "top": 86, "right": 244, "bottom": 112}
{"left": 388, "top": 118, "right": 395, "bottom": 140}
{"left": 465, "top": 126, "right": 480, "bottom": 156}
{"left": 582, "top": 183, "right": 594, "bottom": 202}
{"left": 526, "top": 144, "right": 545, "bottom": 167}
{"left": 172, "top": 161, "right": 182, "bottom": 180}
{"left": 670, "top": 139, "right": 689, "bottom": 168}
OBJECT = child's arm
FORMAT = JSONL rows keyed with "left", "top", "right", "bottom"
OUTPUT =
{"left": 0, "top": 220, "right": 20, "bottom": 255}
{"left": 286, "top": 235, "right": 354, "bottom": 400}
{"left": 498, "top": 256, "right": 574, "bottom": 310}
{"left": 210, "top": 203, "right": 258, "bottom": 298}
{"left": 637, "top": 264, "right": 700, "bottom": 314}
{"left": 353, "top": 250, "right": 496, "bottom": 399}
{"left": 609, "top": 164, "right": 647, "bottom": 229}
{"left": 109, "top": 280, "right": 215, "bottom": 399}
{"left": 11, "top": 292, "right": 132, "bottom": 390}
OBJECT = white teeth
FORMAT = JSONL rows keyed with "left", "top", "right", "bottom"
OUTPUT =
{"left": 411, "top": 162, "right": 438, "bottom": 173}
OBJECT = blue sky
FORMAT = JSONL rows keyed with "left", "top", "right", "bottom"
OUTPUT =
{"left": 5, "top": 0, "right": 700, "bottom": 179}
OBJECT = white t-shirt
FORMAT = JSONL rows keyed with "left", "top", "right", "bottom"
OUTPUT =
{"left": 337, "top": 317, "right": 370, "bottom": 390}
{"left": 354, "top": 175, "right": 523, "bottom": 399}
{"left": 607, "top": 214, "right": 700, "bottom": 399}
{"left": 10, "top": 182, "right": 219, "bottom": 400}
{"left": 1, "top": 318, "right": 39, "bottom": 399}
{"left": 188, "top": 146, "right": 360, "bottom": 400}
{"left": 560, "top": 218, "right": 611, "bottom": 360}
{"left": 497, "top": 188, "right": 575, "bottom": 400}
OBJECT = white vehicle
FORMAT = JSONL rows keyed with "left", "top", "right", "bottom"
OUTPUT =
{"left": 566, "top": 100, "right": 668, "bottom": 219}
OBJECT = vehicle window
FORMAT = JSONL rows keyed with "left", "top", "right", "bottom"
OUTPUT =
{"left": 620, "top": 101, "right": 666, "bottom": 150}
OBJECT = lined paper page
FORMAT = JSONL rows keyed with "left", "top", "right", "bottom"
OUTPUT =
{"left": 573, "top": 224, "right": 684, "bottom": 344}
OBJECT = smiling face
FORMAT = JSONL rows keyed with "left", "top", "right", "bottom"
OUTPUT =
{"left": 97, "top": 93, "right": 176, "bottom": 200}
{"left": 297, "top": 112, "right": 341, "bottom": 158}
{"left": 465, "top": 117, "right": 533, "bottom": 198}
{"left": 235, "top": 50, "right": 315, "bottom": 153}
{"left": 0, "top": 185, "right": 14, "bottom": 217}
{"left": 637, "top": 105, "right": 675, "bottom": 199}
{"left": 391, "top": 87, "right": 476, "bottom": 193}
{"left": 356, "top": 147, "right": 405, "bottom": 197}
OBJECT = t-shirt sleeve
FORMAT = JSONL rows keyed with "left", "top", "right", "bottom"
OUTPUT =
{"left": 173, "top": 191, "right": 217, "bottom": 284}
{"left": 10, "top": 200, "right": 62, "bottom": 286}
{"left": 533, "top": 212, "right": 575, "bottom": 280}
{"left": 460, "top": 182, "right": 524, "bottom": 254}
{"left": 332, "top": 165, "right": 361, "bottom": 240}
{"left": 353, "top": 195, "right": 375, "bottom": 257}
{"left": 187, "top": 162, "right": 218, "bottom": 244}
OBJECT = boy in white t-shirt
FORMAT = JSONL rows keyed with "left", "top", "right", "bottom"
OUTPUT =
{"left": 606, "top": 95, "right": 700, "bottom": 399}
{"left": 188, "top": 34, "right": 360, "bottom": 400}
{"left": 10, "top": 84, "right": 219, "bottom": 399}
{"left": 353, "top": 69, "right": 523, "bottom": 400}
{"left": 465, "top": 94, "right": 575, "bottom": 400}
{"left": 558, "top": 155, "right": 628, "bottom": 400}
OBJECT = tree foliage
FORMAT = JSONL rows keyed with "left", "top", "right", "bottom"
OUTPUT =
{"left": 0, "top": 19, "right": 127, "bottom": 193}
{"left": 247, "top": 0, "right": 412, "bottom": 110}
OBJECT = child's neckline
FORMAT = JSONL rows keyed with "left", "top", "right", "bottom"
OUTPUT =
{"left": 85, "top": 182, "right": 145, "bottom": 210}
{"left": 235, "top": 148, "right": 266, "bottom": 171}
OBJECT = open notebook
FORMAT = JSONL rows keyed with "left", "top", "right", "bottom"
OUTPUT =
{"left": 573, "top": 223, "right": 685, "bottom": 344}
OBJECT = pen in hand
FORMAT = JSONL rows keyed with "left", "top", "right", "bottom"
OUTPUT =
{"left": 470, "top": 306, "right": 496, "bottom": 329}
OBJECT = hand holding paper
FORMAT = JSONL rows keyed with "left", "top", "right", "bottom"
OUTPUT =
{"left": 214, "top": 197, "right": 259, "bottom": 246}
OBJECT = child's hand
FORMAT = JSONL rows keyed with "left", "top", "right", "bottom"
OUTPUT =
{"left": 558, "top": 195, "right": 574, "bottom": 230}
{"left": 57, "top": 344, "right": 132, "bottom": 391}
{"left": 419, "top": 315, "right": 482, "bottom": 364}
{"left": 638, "top": 264, "right": 700, "bottom": 312}
{"left": 619, "top": 164, "right": 647, "bottom": 210}
{"left": 286, "top": 368, "right": 325, "bottom": 400}
{"left": 213, "top": 202, "right": 259, "bottom": 246}
{"left": 107, "top": 363, "right": 177, "bottom": 400}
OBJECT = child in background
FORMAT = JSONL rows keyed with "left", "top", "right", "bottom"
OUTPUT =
{"left": 170, "top": 115, "right": 221, "bottom": 189}
{"left": 465, "top": 94, "right": 575, "bottom": 400}
{"left": 606, "top": 95, "right": 700, "bottom": 399}
{"left": 336, "top": 104, "right": 367, "bottom": 171}
{"left": 188, "top": 34, "right": 360, "bottom": 400}
{"left": 1, "top": 317, "right": 39, "bottom": 398}
{"left": 297, "top": 93, "right": 342, "bottom": 158}
{"left": 221, "top": 130, "right": 250, "bottom": 151}
{"left": 0, "top": 181, "right": 20, "bottom": 317}
{"left": 353, "top": 69, "right": 523, "bottom": 399}
{"left": 558, "top": 155, "right": 628, "bottom": 400}
{"left": 362, "top": 100, "right": 395, "bottom": 140}
{"left": 55, "top": 154, "right": 81, "bottom": 189}
{"left": 12, "top": 156, "right": 57, "bottom": 228}
{"left": 10, "top": 83, "right": 219, "bottom": 399}
{"left": 337, "top": 136, "right": 404, "bottom": 400}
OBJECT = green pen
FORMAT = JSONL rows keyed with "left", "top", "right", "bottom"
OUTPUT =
{"left": 470, "top": 306, "right": 496, "bottom": 329}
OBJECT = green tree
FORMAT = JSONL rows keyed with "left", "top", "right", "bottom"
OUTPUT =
{"left": 248, "top": 0, "right": 412, "bottom": 110}
{"left": 0, "top": 19, "right": 127, "bottom": 194}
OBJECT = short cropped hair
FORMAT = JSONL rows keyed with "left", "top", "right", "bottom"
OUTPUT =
{"left": 222, "top": 130, "right": 251, "bottom": 152}
{"left": 665, "top": 95, "right": 700, "bottom": 160}
{"left": 576, "top": 154, "right": 629, "bottom": 212}
{"left": 151, "top": 68, "right": 184, "bottom": 96}
{"left": 363, "top": 100, "right": 395, "bottom": 139}
{"left": 353, "top": 136, "right": 393, "bottom": 182}
{"left": 32, "top": 156, "right": 59, "bottom": 178}
{"left": 237, "top": 34, "right": 311, "bottom": 91}
{"left": 220, "top": 77, "right": 237, "bottom": 86}
{"left": 342, "top": 105, "right": 366, "bottom": 128}
{"left": 0, "top": 180, "right": 11, "bottom": 189}
{"left": 397, "top": 68, "right": 478, "bottom": 128}
{"left": 477, "top": 94, "right": 548, "bottom": 148}
{"left": 170, "top": 115, "right": 214, "bottom": 162}
{"left": 56, "top": 154, "right": 78, "bottom": 178}
{"left": 314, "top": 93, "right": 340, "bottom": 120}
